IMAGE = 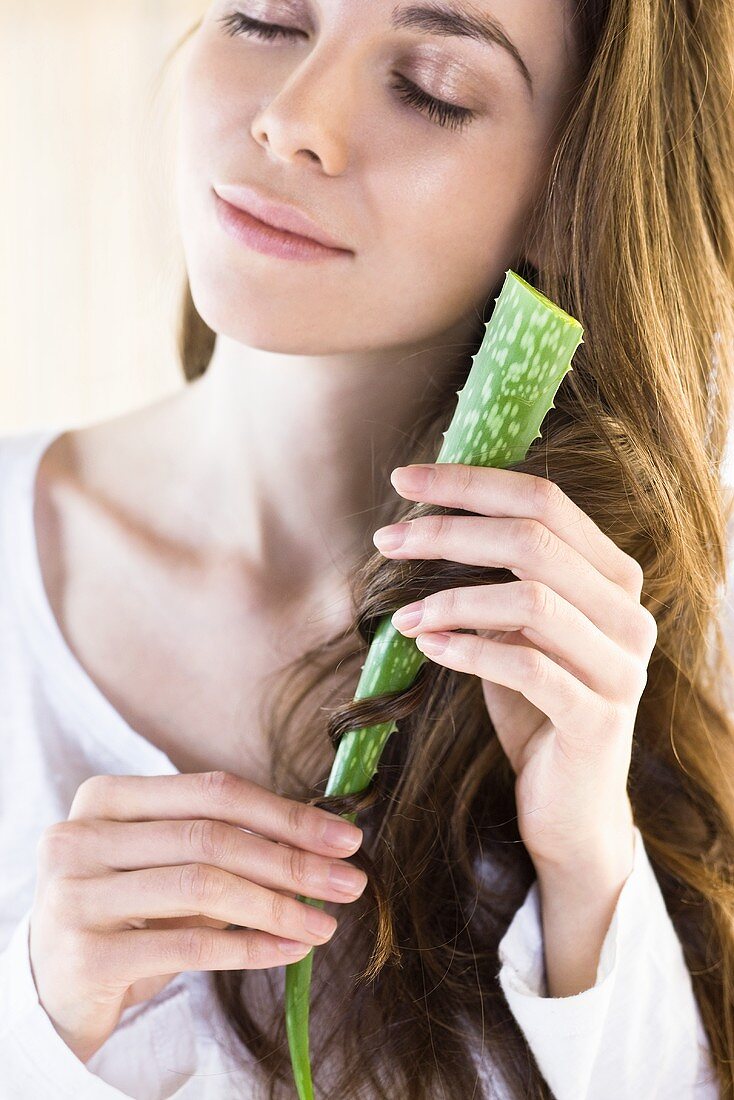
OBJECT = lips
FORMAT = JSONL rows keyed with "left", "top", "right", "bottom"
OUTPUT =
{"left": 212, "top": 184, "right": 352, "bottom": 252}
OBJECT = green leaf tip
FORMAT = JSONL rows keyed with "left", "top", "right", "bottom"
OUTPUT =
{"left": 435, "top": 270, "right": 583, "bottom": 469}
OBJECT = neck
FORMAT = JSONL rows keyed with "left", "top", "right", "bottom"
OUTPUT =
{"left": 172, "top": 323, "right": 477, "bottom": 597}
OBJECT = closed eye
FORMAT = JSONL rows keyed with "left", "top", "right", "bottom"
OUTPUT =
{"left": 217, "top": 11, "right": 477, "bottom": 133}
{"left": 388, "top": 72, "right": 475, "bottom": 132}
{"left": 219, "top": 10, "right": 307, "bottom": 44}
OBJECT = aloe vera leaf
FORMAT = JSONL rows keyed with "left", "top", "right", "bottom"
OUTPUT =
{"left": 284, "top": 269, "right": 584, "bottom": 1099}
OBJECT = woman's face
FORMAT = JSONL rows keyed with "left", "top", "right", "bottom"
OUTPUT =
{"left": 176, "top": 0, "right": 580, "bottom": 355}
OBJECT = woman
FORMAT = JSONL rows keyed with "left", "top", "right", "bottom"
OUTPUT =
{"left": 1, "top": 1, "right": 732, "bottom": 1097}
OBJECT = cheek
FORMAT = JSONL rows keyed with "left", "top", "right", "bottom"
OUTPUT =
{"left": 180, "top": 32, "right": 263, "bottom": 144}
{"left": 371, "top": 146, "right": 535, "bottom": 321}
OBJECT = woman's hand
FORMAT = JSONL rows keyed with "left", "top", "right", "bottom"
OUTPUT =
{"left": 375, "top": 462, "right": 657, "bottom": 880}
{"left": 29, "top": 771, "right": 366, "bottom": 1063}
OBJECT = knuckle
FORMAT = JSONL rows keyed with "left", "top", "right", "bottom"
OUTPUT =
{"left": 638, "top": 606, "right": 658, "bottom": 651}
{"left": 558, "top": 668, "right": 579, "bottom": 712}
{"left": 534, "top": 521, "right": 556, "bottom": 560}
{"left": 518, "top": 645, "right": 545, "bottom": 682}
{"left": 178, "top": 863, "right": 223, "bottom": 907}
{"left": 187, "top": 818, "right": 229, "bottom": 864}
{"left": 512, "top": 517, "right": 552, "bottom": 560}
{"left": 621, "top": 601, "right": 656, "bottom": 657}
{"left": 437, "top": 587, "right": 460, "bottom": 620}
{"left": 269, "top": 889, "right": 287, "bottom": 929}
{"left": 72, "top": 776, "right": 102, "bottom": 804}
{"left": 241, "top": 935, "right": 264, "bottom": 967}
{"left": 37, "top": 822, "right": 81, "bottom": 869}
{"left": 529, "top": 475, "right": 564, "bottom": 518}
{"left": 458, "top": 464, "right": 475, "bottom": 495}
{"left": 69, "top": 775, "right": 114, "bottom": 817}
{"left": 286, "top": 798, "right": 308, "bottom": 838}
{"left": 284, "top": 845, "right": 311, "bottom": 889}
{"left": 426, "top": 513, "right": 449, "bottom": 545}
{"left": 175, "top": 926, "right": 215, "bottom": 970}
{"left": 624, "top": 556, "right": 645, "bottom": 590}
{"left": 197, "top": 770, "right": 241, "bottom": 809}
{"left": 625, "top": 558, "right": 642, "bottom": 585}
{"left": 518, "top": 579, "right": 551, "bottom": 619}
{"left": 602, "top": 694, "right": 623, "bottom": 729}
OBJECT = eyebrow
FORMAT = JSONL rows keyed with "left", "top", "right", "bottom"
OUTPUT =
{"left": 390, "top": 2, "right": 534, "bottom": 99}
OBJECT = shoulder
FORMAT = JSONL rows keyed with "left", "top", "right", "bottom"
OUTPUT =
{"left": 0, "top": 425, "right": 83, "bottom": 541}
{"left": 0, "top": 428, "right": 66, "bottom": 526}
{"left": 0, "top": 426, "right": 54, "bottom": 474}
{"left": 0, "top": 396, "right": 180, "bottom": 533}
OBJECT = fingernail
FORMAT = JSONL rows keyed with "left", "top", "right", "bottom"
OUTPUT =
{"left": 391, "top": 466, "right": 433, "bottom": 491}
{"left": 279, "top": 939, "right": 311, "bottom": 955}
{"left": 391, "top": 601, "right": 424, "bottom": 630}
{"left": 322, "top": 818, "right": 363, "bottom": 850}
{"left": 373, "top": 523, "right": 408, "bottom": 551}
{"left": 416, "top": 632, "right": 450, "bottom": 654}
{"left": 305, "top": 907, "right": 338, "bottom": 937}
{"left": 328, "top": 863, "right": 367, "bottom": 894}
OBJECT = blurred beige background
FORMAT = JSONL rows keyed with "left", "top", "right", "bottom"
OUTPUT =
{"left": 0, "top": 0, "right": 205, "bottom": 434}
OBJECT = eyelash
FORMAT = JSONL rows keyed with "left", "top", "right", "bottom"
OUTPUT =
{"left": 217, "top": 12, "right": 477, "bottom": 133}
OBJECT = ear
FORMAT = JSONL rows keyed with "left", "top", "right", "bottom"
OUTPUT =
{"left": 516, "top": 229, "right": 570, "bottom": 281}
{"left": 514, "top": 190, "right": 570, "bottom": 277}
{"left": 513, "top": 224, "right": 545, "bottom": 277}
{"left": 523, "top": 246, "right": 542, "bottom": 272}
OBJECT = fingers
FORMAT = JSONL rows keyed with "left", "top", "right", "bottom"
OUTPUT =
{"left": 67, "top": 771, "right": 363, "bottom": 858}
{"left": 389, "top": 464, "right": 639, "bottom": 594}
{"left": 102, "top": 923, "right": 317, "bottom": 980}
{"left": 44, "top": 818, "right": 369, "bottom": 904}
{"left": 392, "top": 580, "right": 645, "bottom": 702}
{"left": 411, "top": 627, "right": 617, "bottom": 738}
{"left": 376, "top": 513, "right": 648, "bottom": 655}
{"left": 65, "top": 864, "right": 341, "bottom": 947}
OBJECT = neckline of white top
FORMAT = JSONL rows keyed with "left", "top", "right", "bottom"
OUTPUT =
{"left": 2, "top": 425, "right": 180, "bottom": 777}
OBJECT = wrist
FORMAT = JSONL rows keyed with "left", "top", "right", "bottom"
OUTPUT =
{"left": 530, "top": 798, "right": 637, "bottom": 890}
{"left": 532, "top": 812, "right": 637, "bottom": 999}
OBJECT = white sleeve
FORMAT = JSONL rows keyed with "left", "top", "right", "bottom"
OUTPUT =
{"left": 0, "top": 906, "right": 201, "bottom": 1099}
{"left": 496, "top": 825, "right": 719, "bottom": 1099}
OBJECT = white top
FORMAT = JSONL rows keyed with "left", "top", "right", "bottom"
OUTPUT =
{"left": 0, "top": 425, "right": 727, "bottom": 1100}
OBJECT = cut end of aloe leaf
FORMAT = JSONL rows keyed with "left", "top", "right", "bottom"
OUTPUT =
{"left": 437, "top": 269, "right": 583, "bottom": 469}
{"left": 501, "top": 268, "right": 580, "bottom": 325}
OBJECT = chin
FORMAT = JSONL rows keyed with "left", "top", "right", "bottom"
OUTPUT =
{"left": 188, "top": 285, "right": 354, "bottom": 356}
{"left": 187, "top": 272, "right": 369, "bottom": 354}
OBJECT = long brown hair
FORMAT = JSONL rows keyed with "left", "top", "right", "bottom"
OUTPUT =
{"left": 157, "top": 2, "right": 734, "bottom": 1095}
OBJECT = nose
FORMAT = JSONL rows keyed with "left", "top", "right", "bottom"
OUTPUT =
{"left": 250, "top": 45, "right": 360, "bottom": 175}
